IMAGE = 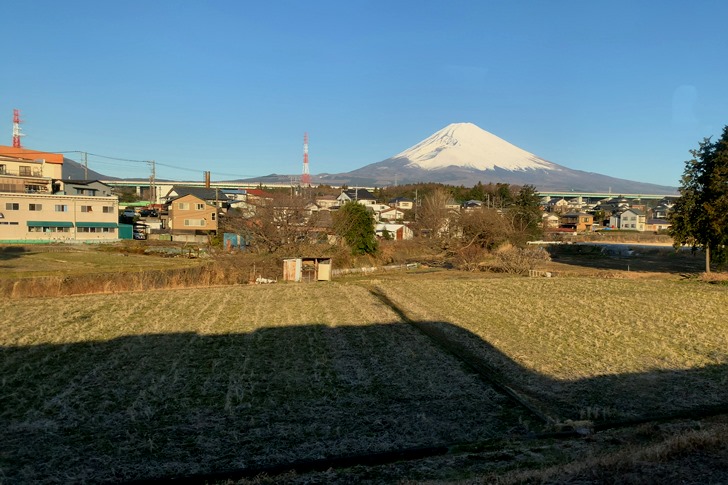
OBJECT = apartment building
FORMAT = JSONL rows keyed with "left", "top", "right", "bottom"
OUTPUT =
{"left": 0, "top": 146, "right": 120, "bottom": 243}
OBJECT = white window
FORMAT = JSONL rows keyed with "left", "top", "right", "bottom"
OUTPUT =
{"left": 19, "top": 166, "right": 31, "bottom": 176}
{"left": 184, "top": 219, "right": 205, "bottom": 227}
{"left": 102, "top": 206, "right": 114, "bottom": 213}
{"left": 78, "top": 227, "right": 116, "bottom": 233}
{"left": 178, "top": 202, "right": 190, "bottom": 210}
{"left": 196, "top": 203, "right": 205, "bottom": 210}
{"left": 5, "top": 202, "right": 19, "bottom": 210}
{"left": 29, "top": 203, "right": 43, "bottom": 211}
{"left": 81, "top": 205, "right": 93, "bottom": 213}
{"left": 29, "top": 226, "right": 70, "bottom": 233}
{"left": 55, "top": 204, "right": 68, "bottom": 212}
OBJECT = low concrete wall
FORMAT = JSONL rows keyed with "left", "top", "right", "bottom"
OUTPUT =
{"left": 332, "top": 262, "right": 419, "bottom": 277}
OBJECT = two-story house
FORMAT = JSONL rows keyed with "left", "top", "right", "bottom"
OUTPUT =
{"left": 167, "top": 194, "right": 218, "bottom": 242}
{"left": 559, "top": 212, "right": 594, "bottom": 232}
{"left": 610, "top": 208, "right": 646, "bottom": 231}
{"left": 388, "top": 197, "right": 414, "bottom": 210}
{"left": 163, "top": 186, "right": 231, "bottom": 212}
{"left": 337, "top": 188, "right": 377, "bottom": 206}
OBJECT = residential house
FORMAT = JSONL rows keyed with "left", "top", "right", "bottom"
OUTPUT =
{"left": 58, "top": 180, "right": 114, "bottom": 197}
{"left": 315, "top": 195, "right": 339, "bottom": 209}
{"left": 167, "top": 194, "right": 218, "bottom": 242}
{"left": 610, "top": 208, "right": 646, "bottom": 231}
{"left": 559, "top": 212, "right": 594, "bottom": 232}
{"left": 645, "top": 218, "right": 671, "bottom": 233}
{"left": 379, "top": 207, "right": 406, "bottom": 221}
{"left": 337, "top": 188, "right": 377, "bottom": 206}
{"left": 375, "top": 223, "right": 414, "bottom": 240}
{"left": 163, "top": 186, "right": 231, "bottom": 211}
{"left": 650, "top": 200, "right": 674, "bottom": 220}
{"left": 462, "top": 200, "right": 484, "bottom": 210}
{"left": 363, "top": 203, "right": 392, "bottom": 220}
{"left": 542, "top": 212, "right": 560, "bottom": 229}
{"left": 445, "top": 199, "right": 461, "bottom": 211}
{"left": 547, "top": 198, "right": 570, "bottom": 214}
{"left": 388, "top": 197, "right": 414, "bottom": 210}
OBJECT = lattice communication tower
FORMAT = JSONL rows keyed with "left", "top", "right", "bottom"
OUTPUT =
{"left": 301, "top": 132, "right": 311, "bottom": 186}
{"left": 12, "top": 109, "right": 24, "bottom": 148}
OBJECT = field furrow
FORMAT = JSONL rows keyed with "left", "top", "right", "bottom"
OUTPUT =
{"left": 374, "top": 277, "right": 728, "bottom": 421}
{"left": 0, "top": 282, "right": 523, "bottom": 483}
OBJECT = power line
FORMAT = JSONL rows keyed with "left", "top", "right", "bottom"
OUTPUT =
{"left": 70, "top": 151, "right": 260, "bottom": 179}
{"left": 4, "top": 148, "right": 264, "bottom": 180}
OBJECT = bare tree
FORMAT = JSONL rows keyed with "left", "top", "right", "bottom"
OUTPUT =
{"left": 418, "top": 187, "right": 458, "bottom": 238}
{"left": 459, "top": 207, "right": 513, "bottom": 251}
{"left": 222, "top": 192, "right": 318, "bottom": 253}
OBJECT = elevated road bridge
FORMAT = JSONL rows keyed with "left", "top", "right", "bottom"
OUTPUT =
{"left": 101, "top": 180, "right": 294, "bottom": 204}
{"left": 539, "top": 191, "right": 676, "bottom": 200}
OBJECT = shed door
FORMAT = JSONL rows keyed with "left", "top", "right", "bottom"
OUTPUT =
{"left": 317, "top": 261, "right": 331, "bottom": 281}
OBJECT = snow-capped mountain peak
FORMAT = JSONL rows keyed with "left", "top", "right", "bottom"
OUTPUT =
{"left": 395, "top": 122, "right": 557, "bottom": 172}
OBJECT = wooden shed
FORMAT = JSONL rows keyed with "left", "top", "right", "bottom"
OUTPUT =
{"left": 282, "top": 258, "right": 332, "bottom": 282}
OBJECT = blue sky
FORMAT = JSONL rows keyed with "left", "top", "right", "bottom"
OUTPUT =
{"left": 2, "top": 0, "right": 727, "bottom": 186}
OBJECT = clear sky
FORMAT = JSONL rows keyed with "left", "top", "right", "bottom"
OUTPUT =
{"left": 2, "top": 0, "right": 727, "bottom": 186}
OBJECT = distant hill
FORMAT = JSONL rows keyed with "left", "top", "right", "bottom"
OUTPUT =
{"left": 61, "top": 158, "right": 119, "bottom": 181}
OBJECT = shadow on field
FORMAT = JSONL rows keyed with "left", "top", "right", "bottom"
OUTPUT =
{"left": 410, "top": 319, "right": 728, "bottom": 425}
{"left": 546, "top": 244, "right": 707, "bottom": 274}
{"left": 0, "top": 245, "right": 28, "bottom": 263}
{"left": 2, "top": 321, "right": 727, "bottom": 483}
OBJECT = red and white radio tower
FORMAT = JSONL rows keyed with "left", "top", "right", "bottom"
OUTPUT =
{"left": 301, "top": 132, "right": 311, "bottom": 186}
{"left": 12, "top": 109, "right": 24, "bottom": 148}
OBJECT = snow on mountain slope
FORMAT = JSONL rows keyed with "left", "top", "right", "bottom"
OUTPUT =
{"left": 396, "top": 122, "right": 558, "bottom": 172}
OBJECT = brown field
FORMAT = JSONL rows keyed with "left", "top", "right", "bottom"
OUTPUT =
{"left": 0, "top": 244, "right": 203, "bottom": 279}
{"left": 2, "top": 269, "right": 728, "bottom": 483}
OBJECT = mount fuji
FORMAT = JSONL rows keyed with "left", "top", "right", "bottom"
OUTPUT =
{"left": 306, "top": 122, "right": 677, "bottom": 194}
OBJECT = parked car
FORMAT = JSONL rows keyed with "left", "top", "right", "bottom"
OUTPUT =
{"left": 122, "top": 209, "right": 136, "bottom": 219}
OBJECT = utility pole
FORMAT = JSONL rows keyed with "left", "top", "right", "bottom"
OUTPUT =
{"left": 83, "top": 152, "right": 88, "bottom": 180}
{"left": 148, "top": 160, "right": 156, "bottom": 204}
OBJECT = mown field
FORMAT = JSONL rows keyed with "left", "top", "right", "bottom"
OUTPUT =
{"left": 0, "top": 245, "right": 203, "bottom": 279}
{"left": 373, "top": 276, "right": 728, "bottom": 423}
{"left": 2, "top": 274, "right": 728, "bottom": 483}
{"left": 1, "top": 283, "right": 524, "bottom": 483}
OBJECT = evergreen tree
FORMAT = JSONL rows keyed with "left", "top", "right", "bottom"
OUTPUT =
{"left": 510, "top": 184, "right": 544, "bottom": 241}
{"left": 670, "top": 126, "right": 728, "bottom": 273}
{"left": 333, "top": 202, "right": 378, "bottom": 255}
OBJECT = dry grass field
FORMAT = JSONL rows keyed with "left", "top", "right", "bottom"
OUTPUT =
{"left": 374, "top": 276, "right": 728, "bottom": 422}
{"left": 2, "top": 271, "right": 728, "bottom": 483}
{"left": 0, "top": 245, "right": 203, "bottom": 279}
{"left": 1, "top": 283, "right": 524, "bottom": 483}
